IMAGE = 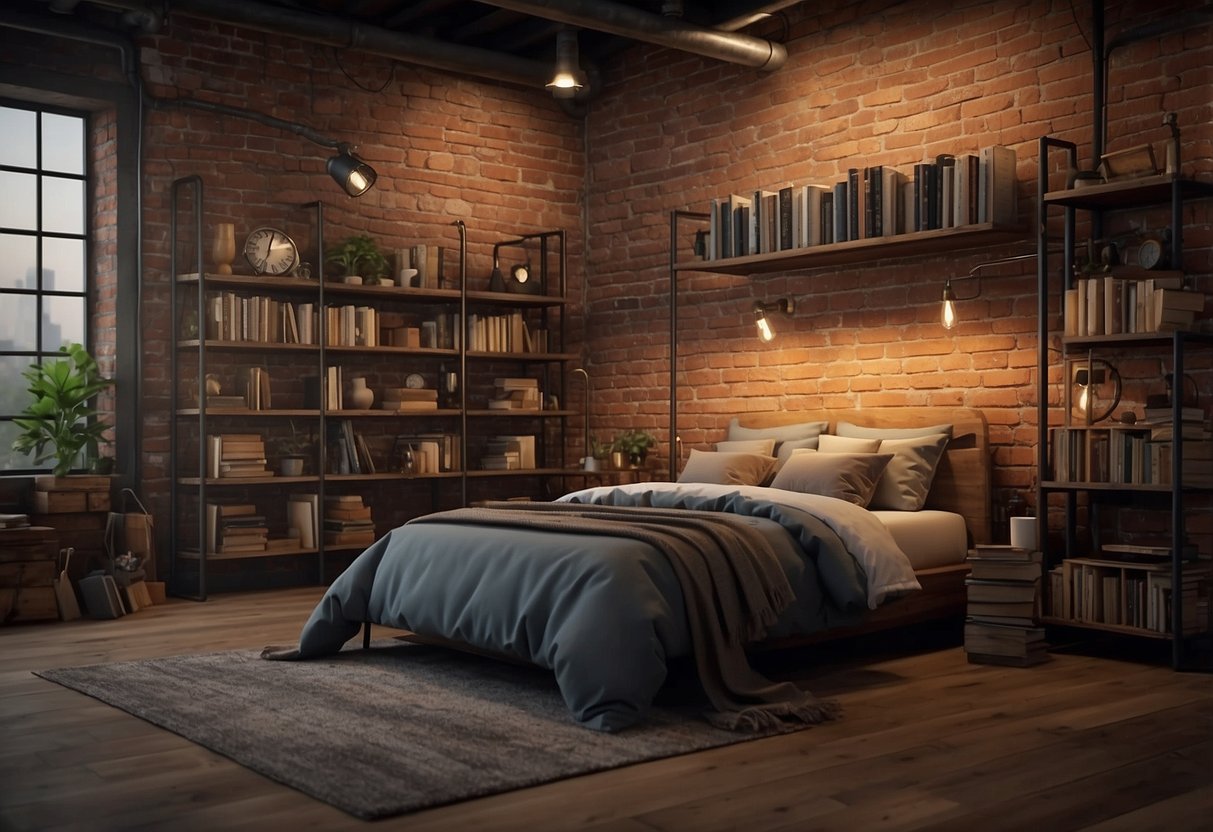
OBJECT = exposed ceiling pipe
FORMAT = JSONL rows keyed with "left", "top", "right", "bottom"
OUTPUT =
{"left": 715, "top": 0, "right": 804, "bottom": 33}
{"left": 39, "top": 0, "right": 555, "bottom": 89}
{"left": 477, "top": 0, "right": 787, "bottom": 71}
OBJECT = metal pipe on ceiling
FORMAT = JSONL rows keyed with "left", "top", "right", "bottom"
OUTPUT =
{"left": 471, "top": 0, "right": 787, "bottom": 71}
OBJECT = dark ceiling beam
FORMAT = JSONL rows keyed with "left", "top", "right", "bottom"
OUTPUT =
{"left": 382, "top": 0, "right": 461, "bottom": 29}
{"left": 477, "top": 0, "right": 787, "bottom": 70}
{"left": 450, "top": 7, "right": 527, "bottom": 41}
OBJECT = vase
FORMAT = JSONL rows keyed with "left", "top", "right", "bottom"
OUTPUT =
{"left": 212, "top": 222, "right": 236, "bottom": 275}
{"left": 349, "top": 376, "right": 374, "bottom": 410}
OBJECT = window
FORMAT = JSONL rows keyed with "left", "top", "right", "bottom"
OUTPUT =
{"left": 0, "top": 100, "right": 90, "bottom": 472}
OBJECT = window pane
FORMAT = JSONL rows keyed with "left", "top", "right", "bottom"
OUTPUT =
{"left": 0, "top": 172, "right": 37, "bottom": 230}
{"left": 41, "top": 112, "right": 84, "bottom": 175}
{"left": 0, "top": 421, "right": 34, "bottom": 471}
{"left": 42, "top": 295, "right": 85, "bottom": 350}
{"left": 0, "top": 355, "right": 30, "bottom": 414}
{"left": 42, "top": 237, "right": 85, "bottom": 292}
{"left": 0, "top": 106, "right": 36, "bottom": 168}
{"left": 42, "top": 176, "right": 85, "bottom": 235}
{"left": 0, "top": 233, "right": 37, "bottom": 290}
{"left": 0, "top": 295, "right": 37, "bottom": 350}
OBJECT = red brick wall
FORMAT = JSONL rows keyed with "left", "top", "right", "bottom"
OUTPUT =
{"left": 583, "top": 0, "right": 1212, "bottom": 527}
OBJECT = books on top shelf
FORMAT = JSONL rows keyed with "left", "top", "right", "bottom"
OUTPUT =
{"left": 1049, "top": 424, "right": 1211, "bottom": 485}
{"left": 1064, "top": 273, "right": 1207, "bottom": 337}
{"left": 704, "top": 145, "right": 1016, "bottom": 261}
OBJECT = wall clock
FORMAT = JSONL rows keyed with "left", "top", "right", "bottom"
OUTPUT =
{"left": 1137, "top": 236, "right": 1166, "bottom": 270}
{"left": 405, "top": 373, "right": 426, "bottom": 389}
{"left": 244, "top": 227, "right": 299, "bottom": 276}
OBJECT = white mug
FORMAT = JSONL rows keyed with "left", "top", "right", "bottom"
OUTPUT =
{"left": 1010, "top": 516, "right": 1038, "bottom": 551}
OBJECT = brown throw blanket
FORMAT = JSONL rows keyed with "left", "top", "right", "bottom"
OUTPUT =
{"left": 409, "top": 501, "right": 841, "bottom": 732}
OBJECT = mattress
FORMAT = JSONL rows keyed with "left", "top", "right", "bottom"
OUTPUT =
{"left": 870, "top": 509, "right": 969, "bottom": 570}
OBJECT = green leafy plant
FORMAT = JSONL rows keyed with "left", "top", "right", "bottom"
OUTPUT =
{"left": 589, "top": 436, "right": 611, "bottom": 460}
{"left": 612, "top": 429, "right": 657, "bottom": 466}
{"left": 326, "top": 234, "right": 388, "bottom": 279}
{"left": 12, "top": 343, "right": 115, "bottom": 476}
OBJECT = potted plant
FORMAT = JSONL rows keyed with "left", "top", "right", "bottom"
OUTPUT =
{"left": 584, "top": 436, "right": 611, "bottom": 472}
{"left": 12, "top": 343, "right": 115, "bottom": 477}
{"left": 612, "top": 429, "right": 657, "bottom": 469}
{"left": 326, "top": 234, "right": 388, "bottom": 284}
{"left": 277, "top": 420, "right": 315, "bottom": 477}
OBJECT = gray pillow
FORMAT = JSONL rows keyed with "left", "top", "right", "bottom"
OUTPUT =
{"left": 835, "top": 420, "right": 954, "bottom": 440}
{"left": 868, "top": 433, "right": 951, "bottom": 511}
{"left": 774, "top": 435, "right": 820, "bottom": 467}
{"left": 769, "top": 451, "right": 894, "bottom": 507}
{"left": 677, "top": 449, "right": 776, "bottom": 486}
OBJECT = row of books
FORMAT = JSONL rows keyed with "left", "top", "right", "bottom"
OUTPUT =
{"left": 390, "top": 432, "right": 461, "bottom": 474}
{"left": 964, "top": 544, "right": 1048, "bottom": 667}
{"left": 392, "top": 244, "right": 446, "bottom": 289}
{"left": 1049, "top": 426, "right": 1212, "bottom": 485}
{"left": 1048, "top": 557, "right": 1211, "bottom": 635}
{"left": 204, "top": 292, "right": 316, "bottom": 345}
{"left": 705, "top": 145, "right": 1016, "bottom": 260}
{"left": 466, "top": 311, "right": 549, "bottom": 354}
{"left": 1064, "top": 274, "right": 1207, "bottom": 337}
{"left": 481, "top": 434, "right": 536, "bottom": 470}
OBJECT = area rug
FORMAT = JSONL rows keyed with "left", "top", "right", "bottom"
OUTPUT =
{"left": 36, "top": 641, "right": 807, "bottom": 820}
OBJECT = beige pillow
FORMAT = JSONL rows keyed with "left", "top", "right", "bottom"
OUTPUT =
{"left": 726, "top": 418, "right": 829, "bottom": 443}
{"left": 715, "top": 438, "right": 777, "bottom": 456}
{"left": 818, "top": 434, "right": 880, "bottom": 453}
{"left": 769, "top": 451, "right": 894, "bottom": 507}
{"left": 678, "top": 449, "right": 776, "bottom": 486}
{"left": 869, "top": 433, "right": 951, "bottom": 511}
{"left": 774, "top": 435, "right": 820, "bottom": 468}
{"left": 835, "top": 421, "right": 954, "bottom": 440}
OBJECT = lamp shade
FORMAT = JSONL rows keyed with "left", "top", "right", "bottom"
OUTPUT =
{"left": 327, "top": 147, "right": 377, "bottom": 197}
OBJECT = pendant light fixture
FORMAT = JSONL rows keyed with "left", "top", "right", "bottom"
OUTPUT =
{"left": 546, "top": 28, "right": 585, "bottom": 98}
{"left": 753, "top": 298, "right": 794, "bottom": 343}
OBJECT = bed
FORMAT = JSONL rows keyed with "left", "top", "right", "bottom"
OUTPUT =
{"left": 266, "top": 406, "right": 991, "bottom": 732}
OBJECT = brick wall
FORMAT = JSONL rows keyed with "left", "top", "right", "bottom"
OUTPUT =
{"left": 583, "top": 0, "right": 1212, "bottom": 531}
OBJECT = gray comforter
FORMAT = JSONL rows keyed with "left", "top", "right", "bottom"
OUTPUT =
{"left": 272, "top": 486, "right": 898, "bottom": 731}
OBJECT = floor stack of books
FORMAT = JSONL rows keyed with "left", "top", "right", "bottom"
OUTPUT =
{"left": 323, "top": 495, "right": 376, "bottom": 548}
{"left": 964, "top": 544, "right": 1048, "bottom": 667}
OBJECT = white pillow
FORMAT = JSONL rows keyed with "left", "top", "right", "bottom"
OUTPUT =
{"left": 835, "top": 420, "right": 954, "bottom": 440}
{"left": 678, "top": 449, "right": 776, "bottom": 486}
{"left": 715, "top": 438, "right": 777, "bottom": 456}
{"left": 769, "top": 451, "right": 894, "bottom": 507}
{"left": 818, "top": 434, "right": 880, "bottom": 453}
{"left": 869, "top": 433, "right": 951, "bottom": 511}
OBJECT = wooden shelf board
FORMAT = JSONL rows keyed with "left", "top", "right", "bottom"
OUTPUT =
{"left": 324, "top": 345, "right": 459, "bottom": 357}
{"left": 178, "top": 340, "right": 318, "bottom": 351}
{"left": 1043, "top": 175, "right": 1213, "bottom": 210}
{"left": 465, "top": 351, "right": 578, "bottom": 361}
{"left": 327, "top": 408, "right": 460, "bottom": 417}
{"left": 1063, "top": 331, "right": 1213, "bottom": 349}
{"left": 324, "top": 472, "right": 463, "bottom": 481}
{"left": 1039, "top": 480, "right": 1171, "bottom": 493}
{"left": 179, "top": 547, "right": 314, "bottom": 561}
{"left": 465, "top": 409, "right": 573, "bottom": 417}
{"left": 176, "top": 408, "right": 319, "bottom": 417}
{"left": 176, "top": 274, "right": 319, "bottom": 293}
{"left": 674, "top": 222, "right": 1027, "bottom": 275}
{"left": 1040, "top": 615, "right": 1177, "bottom": 640}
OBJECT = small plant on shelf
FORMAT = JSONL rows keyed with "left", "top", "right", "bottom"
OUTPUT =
{"left": 612, "top": 429, "right": 657, "bottom": 468}
{"left": 11, "top": 343, "right": 115, "bottom": 477}
{"left": 326, "top": 234, "right": 388, "bottom": 282}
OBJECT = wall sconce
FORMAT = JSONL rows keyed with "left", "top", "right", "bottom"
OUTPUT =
{"left": 153, "top": 95, "right": 378, "bottom": 197}
{"left": 941, "top": 252, "right": 1038, "bottom": 330}
{"left": 546, "top": 29, "right": 586, "bottom": 98}
{"left": 753, "top": 298, "right": 794, "bottom": 343}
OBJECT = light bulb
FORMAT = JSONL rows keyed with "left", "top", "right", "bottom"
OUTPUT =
{"left": 755, "top": 315, "right": 775, "bottom": 342}
{"left": 941, "top": 282, "right": 957, "bottom": 330}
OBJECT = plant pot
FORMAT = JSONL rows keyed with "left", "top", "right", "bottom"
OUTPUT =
{"left": 280, "top": 456, "right": 305, "bottom": 477}
{"left": 610, "top": 450, "right": 626, "bottom": 470}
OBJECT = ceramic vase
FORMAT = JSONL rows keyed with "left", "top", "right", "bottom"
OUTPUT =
{"left": 212, "top": 222, "right": 236, "bottom": 275}
{"left": 349, "top": 376, "right": 374, "bottom": 410}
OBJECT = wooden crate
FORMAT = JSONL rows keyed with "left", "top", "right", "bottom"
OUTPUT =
{"left": 33, "top": 475, "right": 112, "bottom": 515}
{"left": 0, "top": 526, "right": 60, "bottom": 624}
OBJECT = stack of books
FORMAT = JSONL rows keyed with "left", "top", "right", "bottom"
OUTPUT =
{"left": 207, "top": 433, "right": 270, "bottom": 479}
{"left": 964, "top": 544, "right": 1048, "bottom": 667}
{"left": 323, "top": 495, "right": 376, "bottom": 548}
{"left": 481, "top": 434, "right": 536, "bottom": 470}
{"left": 205, "top": 503, "right": 268, "bottom": 555}
{"left": 380, "top": 387, "right": 439, "bottom": 412}
{"left": 488, "top": 377, "right": 541, "bottom": 411}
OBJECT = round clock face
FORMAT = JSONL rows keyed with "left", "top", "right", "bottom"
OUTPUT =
{"left": 405, "top": 373, "right": 425, "bottom": 389}
{"left": 243, "top": 227, "right": 299, "bottom": 276}
{"left": 1138, "top": 237, "right": 1164, "bottom": 270}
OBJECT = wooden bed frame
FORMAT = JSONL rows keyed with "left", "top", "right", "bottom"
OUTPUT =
{"left": 734, "top": 406, "right": 992, "bottom": 642}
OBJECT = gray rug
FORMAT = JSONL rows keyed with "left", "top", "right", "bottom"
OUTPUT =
{"left": 37, "top": 641, "right": 804, "bottom": 820}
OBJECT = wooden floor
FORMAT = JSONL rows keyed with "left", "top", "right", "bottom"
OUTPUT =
{"left": 1, "top": 588, "right": 1210, "bottom": 832}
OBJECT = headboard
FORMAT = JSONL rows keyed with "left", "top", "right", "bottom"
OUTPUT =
{"left": 732, "top": 406, "right": 993, "bottom": 546}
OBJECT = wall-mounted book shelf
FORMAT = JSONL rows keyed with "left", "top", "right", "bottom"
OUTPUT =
{"left": 675, "top": 222, "right": 1026, "bottom": 275}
